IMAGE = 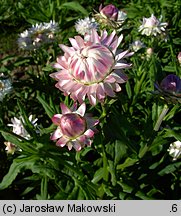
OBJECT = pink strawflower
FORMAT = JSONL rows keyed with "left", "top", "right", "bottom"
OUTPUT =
{"left": 50, "top": 29, "right": 132, "bottom": 105}
{"left": 50, "top": 103, "right": 99, "bottom": 151}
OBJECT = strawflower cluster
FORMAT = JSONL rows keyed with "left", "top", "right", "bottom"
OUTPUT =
{"left": 18, "top": 20, "right": 58, "bottom": 50}
{"left": 50, "top": 4, "right": 133, "bottom": 151}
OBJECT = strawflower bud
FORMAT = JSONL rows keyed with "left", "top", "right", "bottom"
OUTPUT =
{"left": 154, "top": 74, "right": 181, "bottom": 103}
{"left": 99, "top": 4, "right": 119, "bottom": 21}
{"left": 51, "top": 103, "right": 99, "bottom": 151}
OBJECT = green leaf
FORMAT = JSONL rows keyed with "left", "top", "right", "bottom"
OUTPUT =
{"left": 108, "top": 160, "right": 116, "bottom": 186}
{"left": 135, "top": 191, "right": 153, "bottom": 200}
{"left": 14, "top": 57, "right": 31, "bottom": 67}
{"left": 125, "top": 81, "right": 132, "bottom": 99}
{"left": 114, "top": 140, "right": 128, "bottom": 165}
{"left": 91, "top": 167, "right": 104, "bottom": 184}
{"left": 40, "top": 176, "right": 48, "bottom": 200}
{"left": 118, "top": 182, "right": 133, "bottom": 193}
{"left": 0, "top": 156, "right": 38, "bottom": 190}
{"left": 17, "top": 100, "right": 37, "bottom": 138}
{"left": 163, "top": 65, "right": 176, "bottom": 72}
{"left": 117, "top": 157, "right": 138, "bottom": 170}
{"left": 158, "top": 162, "right": 181, "bottom": 176}
{"left": 138, "top": 144, "right": 149, "bottom": 158}
{"left": 60, "top": 1, "right": 88, "bottom": 16}
{"left": 0, "top": 130, "right": 37, "bottom": 154}
{"left": 164, "top": 129, "right": 181, "bottom": 141}
{"left": 37, "top": 92, "right": 55, "bottom": 118}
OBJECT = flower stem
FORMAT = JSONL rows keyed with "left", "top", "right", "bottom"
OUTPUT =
{"left": 154, "top": 104, "right": 169, "bottom": 131}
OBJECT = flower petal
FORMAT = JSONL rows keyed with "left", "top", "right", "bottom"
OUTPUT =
{"left": 56, "top": 136, "right": 68, "bottom": 147}
{"left": 51, "top": 114, "right": 62, "bottom": 125}
{"left": 84, "top": 129, "right": 94, "bottom": 138}
{"left": 60, "top": 103, "right": 71, "bottom": 114}
{"left": 51, "top": 127, "right": 62, "bottom": 140}
{"left": 76, "top": 103, "right": 86, "bottom": 117}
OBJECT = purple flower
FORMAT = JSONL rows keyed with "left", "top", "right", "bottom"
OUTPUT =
{"left": 160, "top": 74, "right": 181, "bottom": 93}
{"left": 99, "top": 4, "right": 119, "bottom": 21}
{"left": 94, "top": 4, "right": 126, "bottom": 29}
{"left": 155, "top": 74, "right": 181, "bottom": 103}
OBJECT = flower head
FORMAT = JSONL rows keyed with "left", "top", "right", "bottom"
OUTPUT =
{"left": 50, "top": 29, "right": 132, "bottom": 105}
{"left": 5, "top": 115, "right": 37, "bottom": 154}
{"left": 4, "top": 141, "right": 16, "bottom": 154}
{"left": 18, "top": 20, "right": 58, "bottom": 50}
{"left": 168, "top": 140, "right": 181, "bottom": 161}
{"left": 8, "top": 115, "right": 38, "bottom": 140}
{"left": 75, "top": 17, "right": 99, "bottom": 35}
{"left": 50, "top": 103, "right": 99, "bottom": 151}
{"left": 117, "top": 10, "right": 127, "bottom": 23}
{"left": 154, "top": 74, "right": 181, "bottom": 103}
{"left": 129, "top": 40, "right": 145, "bottom": 52}
{"left": 0, "top": 73, "right": 13, "bottom": 101}
{"left": 138, "top": 14, "right": 168, "bottom": 36}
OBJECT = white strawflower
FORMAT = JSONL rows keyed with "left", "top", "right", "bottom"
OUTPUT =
{"left": 8, "top": 115, "right": 38, "bottom": 140}
{"left": 5, "top": 115, "right": 38, "bottom": 154}
{"left": 117, "top": 10, "right": 127, "bottom": 24}
{"left": 168, "top": 141, "right": 181, "bottom": 161}
{"left": 138, "top": 14, "right": 168, "bottom": 36}
{"left": 18, "top": 20, "right": 59, "bottom": 50}
{"left": 130, "top": 40, "right": 145, "bottom": 52}
{"left": 75, "top": 17, "right": 99, "bottom": 35}
{"left": 4, "top": 142, "right": 16, "bottom": 154}
{"left": 0, "top": 73, "right": 13, "bottom": 102}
